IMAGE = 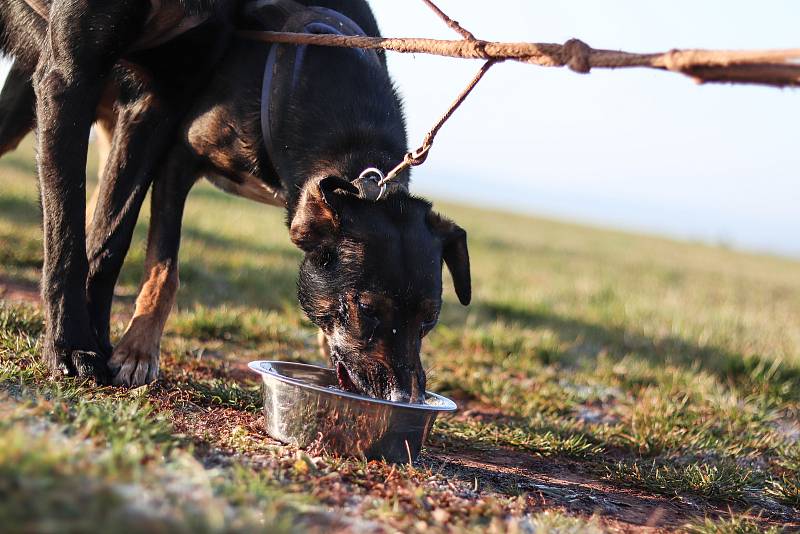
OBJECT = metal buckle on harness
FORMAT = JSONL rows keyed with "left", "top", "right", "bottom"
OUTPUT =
{"left": 357, "top": 167, "right": 388, "bottom": 201}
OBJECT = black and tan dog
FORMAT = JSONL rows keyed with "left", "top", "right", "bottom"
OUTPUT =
{"left": 0, "top": 0, "right": 470, "bottom": 402}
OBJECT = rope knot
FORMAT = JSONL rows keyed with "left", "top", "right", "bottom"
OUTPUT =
{"left": 562, "top": 38, "right": 592, "bottom": 73}
{"left": 472, "top": 39, "right": 490, "bottom": 59}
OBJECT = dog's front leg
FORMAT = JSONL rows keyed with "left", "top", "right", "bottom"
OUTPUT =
{"left": 33, "top": 1, "right": 148, "bottom": 381}
{"left": 109, "top": 149, "right": 197, "bottom": 386}
{"left": 85, "top": 76, "right": 178, "bottom": 357}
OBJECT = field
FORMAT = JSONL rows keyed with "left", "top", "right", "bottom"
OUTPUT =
{"left": 1, "top": 137, "right": 799, "bottom": 533}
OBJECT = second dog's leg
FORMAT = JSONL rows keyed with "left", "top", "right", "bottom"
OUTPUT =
{"left": 0, "top": 60, "right": 35, "bottom": 156}
{"left": 86, "top": 118, "right": 115, "bottom": 225}
{"left": 110, "top": 150, "right": 197, "bottom": 386}
{"left": 34, "top": 1, "right": 147, "bottom": 381}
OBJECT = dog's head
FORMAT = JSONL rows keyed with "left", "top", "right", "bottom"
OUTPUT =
{"left": 289, "top": 176, "right": 470, "bottom": 402}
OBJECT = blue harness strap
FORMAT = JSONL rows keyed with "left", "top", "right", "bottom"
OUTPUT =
{"left": 260, "top": 6, "right": 381, "bottom": 182}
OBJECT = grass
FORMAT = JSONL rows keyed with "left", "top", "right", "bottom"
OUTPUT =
{"left": 1, "top": 136, "right": 799, "bottom": 532}
{"left": 684, "top": 514, "right": 783, "bottom": 534}
{"left": 765, "top": 447, "right": 800, "bottom": 507}
{"left": 603, "top": 460, "right": 754, "bottom": 501}
{"left": 433, "top": 419, "right": 604, "bottom": 459}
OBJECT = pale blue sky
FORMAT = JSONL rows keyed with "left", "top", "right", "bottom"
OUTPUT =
{"left": 2, "top": 1, "right": 798, "bottom": 257}
{"left": 371, "top": 0, "right": 800, "bottom": 258}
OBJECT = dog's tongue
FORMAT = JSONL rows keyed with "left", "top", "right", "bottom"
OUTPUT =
{"left": 336, "top": 362, "right": 359, "bottom": 393}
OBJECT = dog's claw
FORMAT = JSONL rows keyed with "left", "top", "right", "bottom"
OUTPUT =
{"left": 71, "top": 350, "right": 112, "bottom": 385}
{"left": 47, "top": 348, "right": 110, "bottom": 384}
{"left": 109, "top": 340, "right": 159, "bottom": 387}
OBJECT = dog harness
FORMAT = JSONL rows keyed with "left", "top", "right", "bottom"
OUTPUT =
{"left": 251, "top": 2, "right": 395, "bottom": 199}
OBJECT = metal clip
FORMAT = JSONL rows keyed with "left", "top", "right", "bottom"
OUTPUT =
{"left": 357, "top": 167, "right": 388, "bottom": 201}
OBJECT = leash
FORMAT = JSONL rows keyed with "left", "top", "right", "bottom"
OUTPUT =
{"left": 323, "top": 58, "right": 499, "bottom": 199}
{"left": 244, "top": 0, "right": 502, "bottom": 192}
{"left": 380, "top": 58, "right": 499, "bottom": 186}
{"left": 377, "top": 0, "right": 501, "bottom": 187}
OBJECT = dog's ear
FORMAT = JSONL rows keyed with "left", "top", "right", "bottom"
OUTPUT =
{"left": 428, "top": 212, "right": 471, "bottom": 305}
{"left": 290, "top": 176, "right": 358, "bottom": 252}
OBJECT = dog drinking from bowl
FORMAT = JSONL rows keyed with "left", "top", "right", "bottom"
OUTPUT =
{"left": 0, "top": 0, "right": 470, "bottom": 401}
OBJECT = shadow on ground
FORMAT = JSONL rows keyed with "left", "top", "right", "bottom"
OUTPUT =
{"left": 447, "top": 299, "right": 800, "bottom": 391}
{"left": 422, "top": 433, "right": 795, "bottom": 531}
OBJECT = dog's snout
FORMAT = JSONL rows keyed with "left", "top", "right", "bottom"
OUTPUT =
{"left": 388, "top": 388, "right": 411, "bottom": 403}
{"left": 389, "top": 366, "right": 425, "bottom": 404}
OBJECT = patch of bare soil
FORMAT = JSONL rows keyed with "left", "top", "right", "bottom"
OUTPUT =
{"left": 425, "top": 444, "right": 684, "bottom": 533}
{"left": 425, "top": 445, "right": 800, "bottom": 532}
{"left": 419, "top": 401, "right": 798, "bottom": 532}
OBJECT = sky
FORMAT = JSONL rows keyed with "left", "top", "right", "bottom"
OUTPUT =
{"left": 369, "top": 0, "right": 800, "bottom": 258}
{"left": 1, "top": 1, "right": 798, "bottom": 257}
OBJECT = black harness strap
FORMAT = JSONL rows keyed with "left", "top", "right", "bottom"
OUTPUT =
{"left": 259, "top": 5, "right": 381, "bottom": 184}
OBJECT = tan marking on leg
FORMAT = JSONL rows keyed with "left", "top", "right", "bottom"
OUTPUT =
{"left": 86, "top": 120, "right": 113, "bottom": 226}
{"left": 110, "top": 260, "right": 178, "bottom": 386}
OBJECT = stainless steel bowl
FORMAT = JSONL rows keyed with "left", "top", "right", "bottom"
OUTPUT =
{"left": 248, "top": 360, "right": 457, "bottom": 463}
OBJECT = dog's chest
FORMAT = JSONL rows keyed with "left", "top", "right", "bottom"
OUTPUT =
{"left": 186, "top": 103, "right": 286, "bottom": 207}
{"left": 205, "top": 173, "right": 286, "bottom": 207}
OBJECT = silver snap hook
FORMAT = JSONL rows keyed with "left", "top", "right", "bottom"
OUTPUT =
{"left": 358, "top": 167, "right": 388, "bottom": 200}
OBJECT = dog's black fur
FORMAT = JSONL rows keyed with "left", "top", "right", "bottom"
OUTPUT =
{"left": 0, "top": 0, "right": 470, "bottom": 402}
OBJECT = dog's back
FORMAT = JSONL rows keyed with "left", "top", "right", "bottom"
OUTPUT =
{"left": 0, "top": 0, "right": 381, "bottom": 152}
{"left": 0, "top": 0, "right": 225, "bottom": 158}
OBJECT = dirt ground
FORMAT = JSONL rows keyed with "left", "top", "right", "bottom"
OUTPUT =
{"left": 3, "top": 276, "right": 800, "bottom": 533}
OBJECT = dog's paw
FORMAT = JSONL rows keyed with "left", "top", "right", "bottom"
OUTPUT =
{"left": 109, "top": 331, "right": 160, "bottom": 387}
{"left": 72, "top": 350, "right": 112, "bottom": 385}
{"left": 45, "top": 347, "right": 71, "bottom": 378}
{"left": 44, "top": 342, "right": 111, "bottom": 385}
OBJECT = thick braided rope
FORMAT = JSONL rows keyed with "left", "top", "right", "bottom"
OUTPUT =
{"left": 239, "top": 0, "right": 800, "bottom": 185}
{"left": 237, "top": 32, "right": 800, "bottom": 84}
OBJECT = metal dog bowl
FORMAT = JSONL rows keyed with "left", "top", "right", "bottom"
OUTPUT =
{"left": 248, "top": 360, "right": 457, "bottom": 463}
